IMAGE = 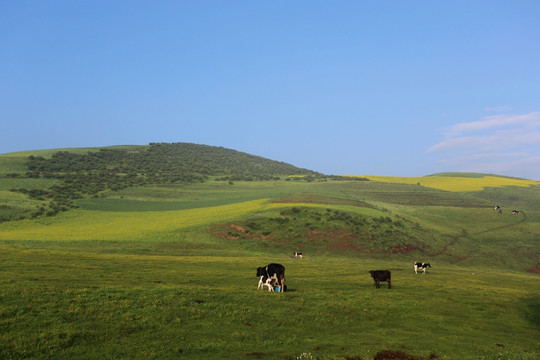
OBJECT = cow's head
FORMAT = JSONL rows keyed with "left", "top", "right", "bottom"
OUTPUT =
{"left": 256, "top": 267, "right": 264, "bottom": 277}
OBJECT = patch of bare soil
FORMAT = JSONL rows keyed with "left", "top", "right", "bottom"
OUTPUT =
{"left": 390, "top": 244, "right": 421, "bottom": 254}
{"left": 307, "top": 228, "right": 361, "bottom": 252}
{"left": 373, "top": 350, "right": 437, "bottom": 360}
{"left": 527, "top": 263, "right": 540, "bottom": 273}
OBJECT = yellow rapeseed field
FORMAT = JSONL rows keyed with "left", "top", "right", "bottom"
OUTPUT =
{"left": 0, "top": 199, "right": 272, "bottom": 241}
{"left": 347, "top": 175, "right": 539, "bottom": 192}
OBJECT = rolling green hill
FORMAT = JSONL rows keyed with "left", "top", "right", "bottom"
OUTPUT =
{"left": 0, "top": 143, "right": 320, "bottom": 221}
{"left": 0, "top": 144, "right": 539, "bottom": 359}
{"left": 1, "top": 143, "right": 539, "bottom": 270}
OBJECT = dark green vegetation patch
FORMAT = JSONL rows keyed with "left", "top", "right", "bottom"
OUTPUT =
{"left": 210, "top": 206, "right": 444, "bottom": 256}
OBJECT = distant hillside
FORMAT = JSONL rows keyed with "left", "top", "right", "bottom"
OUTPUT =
{"left": 427, "top": 172, "right": 530, "bottom": 180}
{"left": 1, "top": 142, "right": 321, "bottom": 220}
{"left": 22, "top": 142, "right": 319, "bottom": 180}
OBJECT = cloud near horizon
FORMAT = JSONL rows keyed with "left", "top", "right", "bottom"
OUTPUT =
{"left": 429, "top": 111, "right": 540, "bottom": 180}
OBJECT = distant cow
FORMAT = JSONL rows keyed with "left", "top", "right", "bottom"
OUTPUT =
{"left": 512, "top": 210, "right": 520, "bottom": 215}
{"left": 414, "top": 262, "right": 431, "bottom": 274}
{"left": 293, "top": 252, "right": 303, "bottom": 258}
{"left": 257, "top": 263, "right": 286, "bottom": 292}
{"left": 494, "top": 205, "right": 502, "bottom": 214}
{"left": 369, "top": 270, "right": 391, "bottom": 289}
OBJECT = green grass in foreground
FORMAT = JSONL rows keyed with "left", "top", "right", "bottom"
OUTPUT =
{"left": 0, "top": 242, "right": 538, "bottom": 360}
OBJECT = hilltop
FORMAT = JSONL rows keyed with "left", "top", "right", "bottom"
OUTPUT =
{"left": 3, "top": 142, "right": 319, "bottom": 179}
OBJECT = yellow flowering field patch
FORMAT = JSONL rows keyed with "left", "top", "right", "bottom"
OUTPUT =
{"left": 0, "top": 199, "right": 271, "bottom": 241}
{"left": 346, "top": 175, "right": 539, "bottom": 192}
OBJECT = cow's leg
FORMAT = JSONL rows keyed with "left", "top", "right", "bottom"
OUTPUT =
{"left": 269, "top": 274, "right": 279, "bottom": 291}
{"left": 257, "top": 277, "right": 264, "bottom": 290}
{"left": 387, "top": 277, "right": 391, "bottom": 289}
{"left": 265, "top": 279, "right": 274, "bottom": 292}
{"left": 375, "top": 280, "right": 380, "bottom": 288}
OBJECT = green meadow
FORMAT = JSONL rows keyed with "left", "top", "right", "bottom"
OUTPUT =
{"left": 0, "top": 149, "right": 539, "bottom": 359}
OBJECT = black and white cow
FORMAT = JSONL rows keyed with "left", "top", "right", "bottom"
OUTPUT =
{"left": 369, "top": 270, "right": 391, "bottom": 289}
{"left": 494, "top": 205, "right": 502, "bottom": 214}
{"left": 293, "top": 252, "right": 303, "bottom": 258}
{"left": 414, "top": 262, "right": 431, "bottom": 274}
{"left": 256, "top": 263, "right": 286, "bottom": 292}
{"left": 257, "top": 275, "right": 277, "bottom": 292}
{"left": 512, "top": 210, "right": 520, "bottom": 215}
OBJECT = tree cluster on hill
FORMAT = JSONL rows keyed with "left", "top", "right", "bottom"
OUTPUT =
{"left": 8, "top": 142, "right": 321, "bottom": 220}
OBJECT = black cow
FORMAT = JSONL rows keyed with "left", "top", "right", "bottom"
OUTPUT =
{"left": 257, "top": 263, "right": 286, "bottom": 292}
{"left": 414, "top": 262, "right": 431, "bottom": 274}
{"left": 512, "top": 210, "right": 520, "bottom": 215}
{"left": 369, "top": 270, "right": 391, "bottom": 289}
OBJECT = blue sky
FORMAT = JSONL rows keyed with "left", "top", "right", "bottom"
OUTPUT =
{"left": 2, "top": 1, "right": 540, "bottom": 179}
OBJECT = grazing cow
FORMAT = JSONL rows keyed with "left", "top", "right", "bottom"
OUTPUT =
{"left": 369, "top": 270, "right": 391, "bottom": 289}
{"left": 293, "top": 252, "right": 303, "bottom": 258}
{"left": 256, "top": 263, "right": 286, "bottom": 292}
{"left": 494, "top": 205, "right": 502, "bottom": 214}
{"left": 512, "top": 210, "right": 520, "bottom": 215}
{"left": 414, "top": 262, "right": 431, "bottom": 274}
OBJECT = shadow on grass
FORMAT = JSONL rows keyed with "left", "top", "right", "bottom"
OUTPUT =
{"left": 525, "top": 295, "right": 540, "bottom": 330}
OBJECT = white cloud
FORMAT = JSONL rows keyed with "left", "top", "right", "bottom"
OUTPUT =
{"left": 445, "top": 112, "right": 540, "bottom": 136}
{"left": 429, "top": 111, "right": 540, "bottom": 180}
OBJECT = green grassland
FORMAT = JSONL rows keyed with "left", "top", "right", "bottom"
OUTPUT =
{"left": 1, "top": 147, "right": 539, "bottom": 359}
{"left": 1, "top": 246, "right": 538, "bottom": 360}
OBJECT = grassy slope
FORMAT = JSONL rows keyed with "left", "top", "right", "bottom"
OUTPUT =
{"left": 0, "top": 151, "right": 539, "bottom": 359}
